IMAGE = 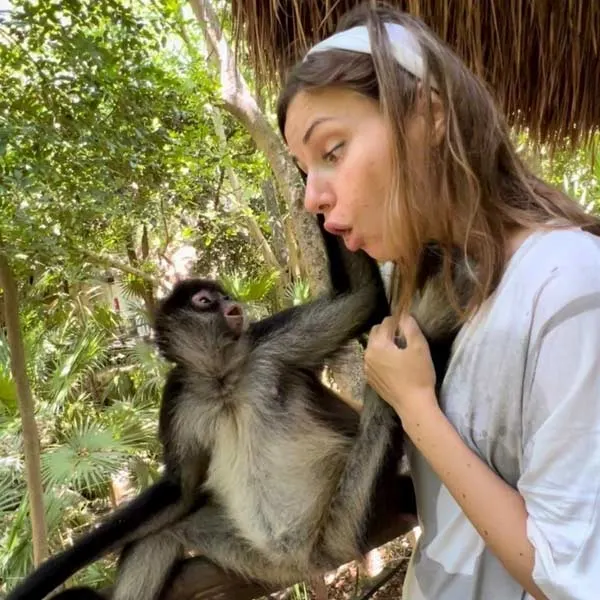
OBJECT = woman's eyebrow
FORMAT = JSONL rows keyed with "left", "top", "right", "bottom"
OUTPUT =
{"left": 303, "top": 117, "right": 334, "bottom": 145}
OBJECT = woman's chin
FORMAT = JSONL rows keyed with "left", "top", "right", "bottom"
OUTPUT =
{"left": 361, "top": 242, "right": 394, "bottom": 263}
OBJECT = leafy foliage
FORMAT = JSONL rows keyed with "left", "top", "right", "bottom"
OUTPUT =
{"left": 516, "top": 130, "right": 600, "bottom": 213}
{"left": 0, "top": 0, "right": 273, "bottom": 285}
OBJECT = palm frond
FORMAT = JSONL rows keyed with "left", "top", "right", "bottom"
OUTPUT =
{"left": 0, "top": 500, "right": 34, "bottom": 583}
{"left": 284, "top": 278, "right": 311, "bottom": 306}
{"left": 0, "top": 373, "right": 18, "bottom": 417}
{"left": 127, "top": 455, "right": 163, "bottom": 491}
{"left": 70, "top": 559, "right": 116, "bottom": 590}
{"left": 48, "top": 326, "right": 111, "bottom": 410}
{"left": 121, "top": 340, "right": 168, "bottom": 405}
{"left": 0, "top": 331, "right": 12, "bottom": 369}
{"left": 118, "top": 273, "right": 152, "bottom": 303}
{"left": 0, "top": 474, "right": 24, "bottom": 515}
{"left": 0, "top": 490, "right": 81, "bottom": 585}
{"left": 0, "top": 335, "right": 18, "bottom": 417}
{"left": 220, "top": 269, "right": 279, "bottom": 303}
{"left": 41, "top": 420, "right": 129, "bottom": 494}
{"left": 102, "top": 399, "right": 161, "bottom": 455}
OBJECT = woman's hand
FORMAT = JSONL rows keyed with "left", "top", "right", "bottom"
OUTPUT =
{"left": 364, "top": 313, "right": 438, "bottom": 419}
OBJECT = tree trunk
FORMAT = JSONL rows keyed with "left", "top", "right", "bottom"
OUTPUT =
{"left": 283, "top": 217, "right": 302, "bottom": 279}
{"left": 261, "top": 179, "right": 290, "bottom": 273}
{"left": 188, "top": 0, "right": 330, "bottom": 295}
{"left": 0, "top": 254, "right": 49, "bottom": 566}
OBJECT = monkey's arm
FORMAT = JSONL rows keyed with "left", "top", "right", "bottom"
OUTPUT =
{"left": 316, "top": 216, "right": 388, "bottom": 299}
{"left": 5, "top": 476, "right": 201, "bottom": 600}
{"left": 159, "top": 369, "right": 213, "bottom": 502}
{"left": 250, "top": 282, "right": 383, "bottom": 370}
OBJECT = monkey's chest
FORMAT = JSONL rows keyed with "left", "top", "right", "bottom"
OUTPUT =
{"left": 203, "top": 408, "right": 349, "bottom": 555}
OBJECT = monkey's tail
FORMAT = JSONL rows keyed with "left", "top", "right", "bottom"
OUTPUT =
{"left": 312, "top": 385, "right": 398, "bottom": 566}
{"left": 6, "top": 478, "right": 183, "bottom": 600}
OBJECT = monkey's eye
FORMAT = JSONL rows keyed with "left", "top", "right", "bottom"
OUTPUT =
{"left": 191, "top": 291, "right": 212, "bottom": 308}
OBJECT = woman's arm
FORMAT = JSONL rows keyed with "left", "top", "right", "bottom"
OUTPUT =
{"left": 400, "top": 396, "right": 547, "bottom": 599}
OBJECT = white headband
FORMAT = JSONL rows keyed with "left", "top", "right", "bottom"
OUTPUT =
{"left": 304, "top": 23, "right": 438, "bottom": 90}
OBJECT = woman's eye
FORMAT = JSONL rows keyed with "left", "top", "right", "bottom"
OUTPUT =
{"left": 322, "top": 142, "right": 344, "bottom": 164}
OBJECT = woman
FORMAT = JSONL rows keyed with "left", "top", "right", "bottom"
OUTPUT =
{"left": 277, "top": 3, "right": 600, "bottom": 600}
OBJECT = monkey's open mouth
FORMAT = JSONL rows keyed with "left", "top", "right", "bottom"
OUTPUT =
{"left": 224, "top": 304, "right": 242, "bottom": 317}
{"left": 224, "top": 304, "right": 244, "bottom": 334}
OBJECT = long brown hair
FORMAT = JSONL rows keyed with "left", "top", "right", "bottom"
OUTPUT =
{"left": 277, "top": 1, "right": 599, "bottom": 320}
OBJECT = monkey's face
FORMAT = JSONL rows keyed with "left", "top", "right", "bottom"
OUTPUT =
{"left": 189, "top": 287, "right": 245, "bottom": 336}
{"left": 154, "top": 279, "right": 247, "bottom": 362}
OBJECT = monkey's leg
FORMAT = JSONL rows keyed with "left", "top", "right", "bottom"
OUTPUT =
{"left": 110, "top": 506, "right": 280, "bottom": 600}
{"left": 317, "top": 217, "right": 388, "bottom": 311}
{"left": 110, "top": 533, "right": 184, "bottom": 600}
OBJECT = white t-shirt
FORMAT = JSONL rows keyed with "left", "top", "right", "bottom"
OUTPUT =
{"left": 401, "top": 228, "right": 600, "bottom": 600}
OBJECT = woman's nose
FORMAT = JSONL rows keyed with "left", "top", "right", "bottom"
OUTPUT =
{"left": 303, "top": 172, "right": 334, "bottom": 214}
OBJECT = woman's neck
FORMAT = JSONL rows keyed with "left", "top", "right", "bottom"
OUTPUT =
{"left": 505, "top": 226, "right": 536, "bottom": 262}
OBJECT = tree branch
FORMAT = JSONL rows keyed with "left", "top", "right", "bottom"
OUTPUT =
{"left": 78, "top": 248, "right": 160, "bottom": 287}
{"left": 0, "top": 253, "right": 49, "bottom": 566}
{"left": 208, "top": 105, "right": 284, "bottom": 276}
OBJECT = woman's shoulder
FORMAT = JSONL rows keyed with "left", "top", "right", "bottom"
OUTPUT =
{"left": 516, "top": 226, "right": 600, "bottom": 266}
{"left": 507, "top": 227, "right": 600, "bottom": 330}
{"left": 505, "top": 227, "right": 600, "bottom": 291}
{"left": 476, "top": 227, "right": 600, "bottom": 334}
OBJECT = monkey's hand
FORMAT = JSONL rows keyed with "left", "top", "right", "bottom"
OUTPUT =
{"left": 364, "top": 314, "right": 437, "bottom": 420}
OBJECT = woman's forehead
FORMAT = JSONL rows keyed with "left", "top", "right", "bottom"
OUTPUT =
{"left": 284, "top": 88, "right": 377, "bottom": 145}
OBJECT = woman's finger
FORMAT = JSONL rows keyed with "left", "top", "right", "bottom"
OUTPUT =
{"left": 379, "top": 315, "right": 400, "bottom": 339}
{"left": 398, "top": 313, "right": 421, "bottom": 338}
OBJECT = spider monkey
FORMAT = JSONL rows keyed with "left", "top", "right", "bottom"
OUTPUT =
{"left": 7, "top": 220, "right": 467, "bottom": 600}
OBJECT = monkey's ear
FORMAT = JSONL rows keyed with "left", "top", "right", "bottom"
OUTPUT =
{"left": 154, "top": 338, "right": 170, "bottom": 361}
{"left": 153, "top": 327, "right": 177, "bottom": 363}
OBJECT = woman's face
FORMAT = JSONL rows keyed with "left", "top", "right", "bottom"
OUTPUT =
{"left": 284, "top": 87, "right": 397, "bottom": 262}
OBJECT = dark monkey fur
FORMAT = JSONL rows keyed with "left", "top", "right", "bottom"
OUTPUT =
{"left": 7, "top": 222, "right": 469, "bottom": 600}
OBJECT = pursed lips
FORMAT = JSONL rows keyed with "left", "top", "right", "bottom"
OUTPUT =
{"left": 324, "top": 221, "right": 362, "bottom": 251}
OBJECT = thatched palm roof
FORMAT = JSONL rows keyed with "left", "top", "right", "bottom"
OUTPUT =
{"left": 231, "top": 0, "right": 600, "bottom": 148}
